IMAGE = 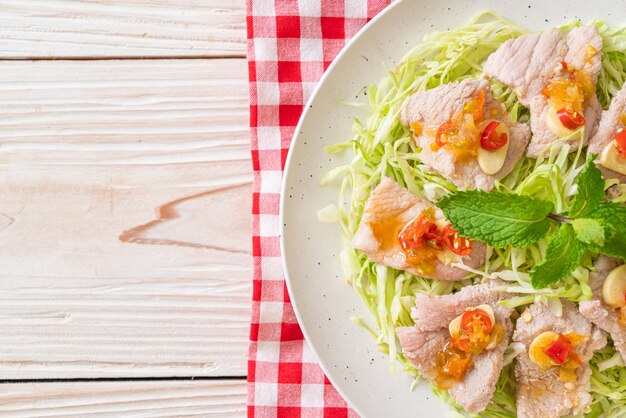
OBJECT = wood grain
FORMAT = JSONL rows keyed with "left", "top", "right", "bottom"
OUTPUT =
{"left": 0, "top": 379, "right": 246, "bottom": 417}
{"left": 0, "top": 59, "right": 252, "bottom": 378}
{"left": 0, "top": 0, "right": 246, "bottom": 59}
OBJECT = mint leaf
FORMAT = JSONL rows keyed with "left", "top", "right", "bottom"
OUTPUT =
{"left": 582, "top": 202, "right": 626, "bottom": 261}
{"left": 601, "top": 233, "right": 626, "bottom": 261}
{"left": 571, "top": 218, "right": 605, "bottom": 247}
{"left": 438, "top": 191, "right": 554, "bottom": 248}
{"left": 531, "top": 223, "right": 584, "bottom": 288}
{"left": 569, "top": 155, "right": 604, "bottom": 218}
{"left": 587, "top": 201, "right": 626, "bottom": 226}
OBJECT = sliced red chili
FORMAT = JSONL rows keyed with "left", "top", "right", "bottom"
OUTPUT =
{"left": 557, "top": 108, "right": 586, "bottom": 129}
{"left": 433, "top": 119, "right": 457, "bottom": 151}
{"left": 480, "top": 121, "right": 508, "bottom": 151}
{"left": 398, "top": 215, "right": 431, "bottom": 250}
{"left": 614, "top": 129, "right": 626, "bottom": 159}
{"left": 460, "top": 309, "right": 493, "bottom": 334}
{"left": 569, "top": 350, "right": 582, "bottom": 366}
{"left": 423, "top": 223, "right": 444, "bottom": 249}
{"left": 442, "top": 224, "right": 473, "bottom": 256}
{"left": 542, "top": 334, "right": 572, "bottom": 365}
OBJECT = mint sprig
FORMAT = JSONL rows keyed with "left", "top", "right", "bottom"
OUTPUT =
{"left": 439, "top": 156, "right": 626, "bottom": 289}
{"left": 438, "top": 191, "right": 553, "bottom": 248}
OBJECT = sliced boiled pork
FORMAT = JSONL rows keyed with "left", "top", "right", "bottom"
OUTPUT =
{"left": 352, "top": 177, "right": 485, "bottom": 280}
{"left": 484, "top": 28, "right": 565, "bottom": 107}
{"left": 399, "top": 79, "right": 531, "bottom": 191}
{"left": 588, "top": 83, "right": 626, "bottom": 182}
{"left": 396, "top": 285, "right": 512, "bottom": 413}
{"left": 484, "top": 25, "right": 603, "bottom": 157}
{"left": 579, "top": 256, "right": 626, "bottom": 362}
{"left": 514, "top": 301, "right": 606, "bottom": 418}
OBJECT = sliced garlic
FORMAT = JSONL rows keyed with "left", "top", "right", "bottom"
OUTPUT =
{"left": 477, "top": 141, "right": 509, "bottom": 175}
{"left": 528, "top": 331, "right": 559, "bottom": 370}
{"left": 602, "top": 264, "right": 626, "bottom": 308}
{"left": 433, "top": 218, "right": 449, "bottom": 230}
{"left": 449, "top": 315, "right": 462, "bottom": 336}
{"left": 545, "top": 105, "right": 582, "bottom": 139}
{"left": 477, "top": 121, "right": 510, "bottom": 175}
{"left": 436, "top": 249, "right": 459, "bottom": 266}
{"left": 485, "top": 328, "right": 501, "bottom": 350}
{"left": 598, "top": 141, "right": 626, "bottom": 176}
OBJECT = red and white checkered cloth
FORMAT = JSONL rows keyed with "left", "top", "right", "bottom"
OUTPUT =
{"left": 247, "top": 0, "right": 391, "bottom": 416}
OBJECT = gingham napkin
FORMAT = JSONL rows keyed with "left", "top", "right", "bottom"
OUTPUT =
{"left": 247, "top": 0, "right": 392, "bottom": 416}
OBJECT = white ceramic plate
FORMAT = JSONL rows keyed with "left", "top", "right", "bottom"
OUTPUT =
{"left": 280, "top": 1, "right": 624, "bottom": 416}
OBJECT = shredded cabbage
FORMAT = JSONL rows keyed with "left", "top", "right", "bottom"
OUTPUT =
{"left": 322, "top": 11, "right": 626, "bottom": 417}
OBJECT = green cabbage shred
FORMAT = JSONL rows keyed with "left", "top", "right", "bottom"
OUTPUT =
{"left": 322, "top": 11, "right": 626, "bottom": 417}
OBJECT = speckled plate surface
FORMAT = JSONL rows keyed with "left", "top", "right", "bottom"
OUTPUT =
{"left": 280, "top": 1, "right": 624, "bottom": 416}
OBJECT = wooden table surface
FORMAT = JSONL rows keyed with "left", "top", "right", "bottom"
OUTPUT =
{"left": 0, "top": 1, "right": 250, "bottom": 416}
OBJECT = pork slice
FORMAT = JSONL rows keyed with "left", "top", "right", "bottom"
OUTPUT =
{"left": 514, "top": 301, "right": 607, "bottom": 418}
{"left": 579, "top": 256, "right": 626, "bottom": 362}
{"left": 483, "top": 28, "right": 565, "bottom": 106}
{"left": 400, "top": 79, "right": 531, "bottom": 191}
{"left": 525, "top": 25, "right": 603, "bottom": 158}
{"left": 352, "top": 177, "right": 486, "bottom": 280}
{"left": 565, "top": 25, "right": 604, "bottom": 83}
{"left": 410, "top": 284, "right": 505, "bottom": 331}
{"left": 400, "top": 78, "right": 486, "bottom": 127}
{"left": 526, "top": 93, "right": 602, "bottom": 158}
{"left": 588, "top": 83, "right": 626, "bottom": 183}
{"left": 396, "top": 326, "right": 448, "bottom": 378}
{"left": 485, "top": 25, "right": 603, "bottom": 158}
{"left": 397, "top": 286, "right": 513, "bottom": 413}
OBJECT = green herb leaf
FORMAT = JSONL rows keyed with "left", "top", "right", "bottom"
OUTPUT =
{"left": 569, "top": 155, "right": 605, "bottom": 218}
{"left": 586, "top": 201, "right": 626, "bottom": 226}
{"left": 585, "top": 201, "right": 626, "bottom": 260}
{"left": 571, "top": 218, "right": 605, "bottom": 247}
{"left": 438, "top": 191, "right": 554, "bottom": 248}
{"left": 531, "top": 223, "right": 584, "bottom": 289}
{"left": 601, "top": 233, "right": 626, "bottom": 261}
